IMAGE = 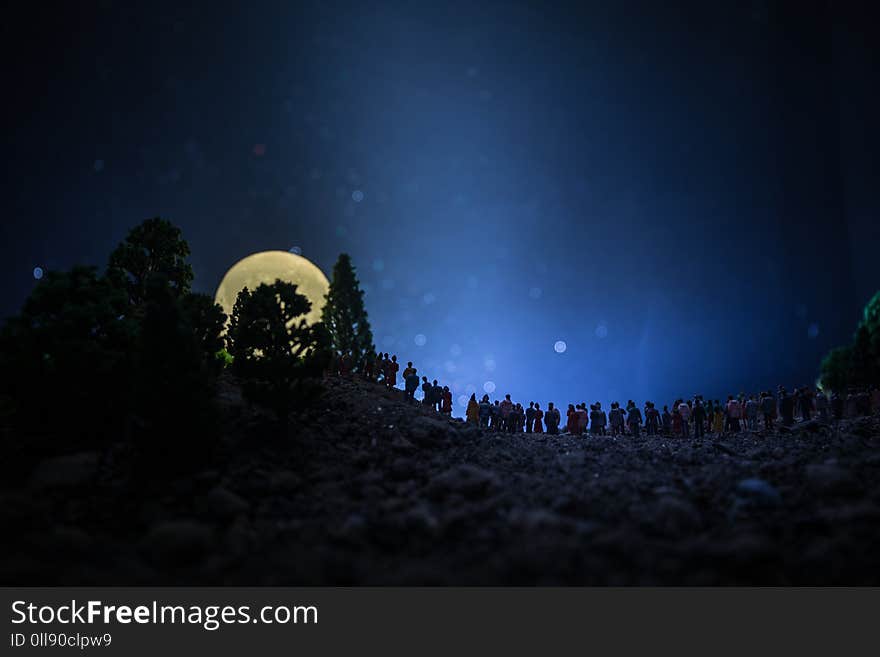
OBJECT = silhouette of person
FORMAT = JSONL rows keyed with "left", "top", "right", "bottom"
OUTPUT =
{"left": 760, "top": 392, "right": 775, "bottom": 429}
{"left": 386, "top": 355, "right": 399, "bottom": 389}
{"left": 627, "top": 401, "right": 642, "bottom": 437}
{"left": 779, "top": 388, "right": 794, "bottom": 427}
{"left": 466, "top": 393, "right": 480, "bottom": 424}
{"left": 499, "top": 394, "right": 514, "bottom": 432}
{"left": 431, "top": 379, "right": 443, "bottom": 412}
{"left": 545, "top": 402, "right": 561, "bottom": 434}
{"left": 532, "top": 403, "right": 544, "bottom": 433}
{"left": 380, "top": 353, "right": 390, "bottom": 383}
{"left": 404, "top": 367, "right": 420, "bottom": 400}
{"left": 645, "top": 401, "right": 660, "bottom": 436}
{"left": 677, "top": 399, "right": 690, "bottom": 438}
{"left": 440, "top": 386, "right": 453, "bottom": 416}
{"left": 479, "top": 394, "right": 492, "bottom": 427}
{"left": 661, "top": 405, "right": 672, "bottom": 435}
{"left": 692, "top": 398, "right": 706, "bottom": 438}
{"left": 590, "top": 403, "right": 603, "bottom": 435}
{"left": 525, "top": 402, "right": 536, "bottom": 433}
{"left": 565, "top": 404, "right": 576, "bottom": 434}
{"left": 815, "top": 388, "right": 829, "bottom": 421}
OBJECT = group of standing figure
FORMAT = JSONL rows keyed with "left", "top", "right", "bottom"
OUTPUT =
{"left": 345, "top": 353, "right": 880, "bottom": 437}
{"left": 464, "top": 395, "right": 564, "bottom": 433}
{"left": 359, "top": 352, "right": 455, "bottom": 415}
{"left": 460, "top": 385, "right": 880, "bottom": 437}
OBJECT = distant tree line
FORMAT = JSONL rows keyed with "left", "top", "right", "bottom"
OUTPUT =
{"left": 820, "top": 291, "right": 880, "bottom": 392}
{"left": 0, "top": 218, "right": 373, "bottom": 473}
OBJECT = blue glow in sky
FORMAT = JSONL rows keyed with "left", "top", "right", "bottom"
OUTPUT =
{"left": 3, "top": 1, "right": 878, "bottom": 409}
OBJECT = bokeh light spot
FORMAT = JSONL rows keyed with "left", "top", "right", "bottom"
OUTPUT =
{"left": 289, "top": 246, "right": 302, "bottom": 255}
{"left": 450, "top": 343, "right": 462, "bottom": 357}
{"left": 483, "top": 381, "right": 496, "bottom": 394}
{"left": 414, "top": 333, "right": 427, "bottom": 347}
{"left": 554, "top": 340, "right": 567, "bottom": 353}
{"left": 33, "top": 266, "right": 44, "bottom": 280}
{"left": 595, "top": 323, "right": 608, "bottom": 338}
{"left": 529, "top": 286, "right": 542, "bottom": 299}
{"left": 807, "top": 323, "right": 820, "bottom": 339}
{"left": 351, "top": 189, "right": 364, "bottom": 202}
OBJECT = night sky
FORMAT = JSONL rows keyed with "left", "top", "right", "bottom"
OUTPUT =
{"left": 3, "top": 1, "right": 878, "bottom": 411}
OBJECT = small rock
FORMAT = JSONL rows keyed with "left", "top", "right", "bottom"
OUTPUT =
{"left": 224, "top": 517, "right": 256, "bottom": 558}
{"left": 29, "top": 452, "right": 100, "bottom": 489}
{"left": 805, "top": 464, "right": 859, "bottom": 496}
{"left": 49, "top": 526, "right": 94, "bottom": 554}
{"left": 403, "top": 504, "right": 440, "bottom": 535}
{"left": 336, "top": 513, "right": 367, "bottom": 541}
{"left": 389, "top": 457, "right": 418, "bottom": 481}
{"left": 735, "top": 478, "right": 782, "bottom": 507}
{"left": 509, "top": 508, "right": 566, "bottom": 533}
{"left": 651, "top": 496, "right": 701, "bottom": 536}
{"left": 268, "top": 471, "right": 302, "bottom": 492}
{"left": 197, "top": 486, "right": 250, "bottom": 521}
{"left": 427, "top": 464, "right": 500, "bottom": 500}
{"left": 391, "top": 435, "right": 416, "bottom": 453}
{"left": 409, "top": 415, "right": 453, "bottom": 447}
{"left": 142, "top": 520, "right": 214, "bottom": 565}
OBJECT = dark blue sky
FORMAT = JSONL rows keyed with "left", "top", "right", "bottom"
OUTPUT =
{"left": 3, "top": 1, "right": 878, "bottom": 410}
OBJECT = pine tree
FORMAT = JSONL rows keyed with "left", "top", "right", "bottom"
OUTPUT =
{"left": 322, "top": 254, "right": 375, "bottom": 370}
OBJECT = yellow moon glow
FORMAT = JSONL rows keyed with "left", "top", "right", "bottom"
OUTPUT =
{"left": 214, "top": 251, "right": 330, "bottom": 328}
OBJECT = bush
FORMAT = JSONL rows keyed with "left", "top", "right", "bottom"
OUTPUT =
{"left": 181, "top": 292, "right": 228, "bottom": 374}
{"left": 227, "top": 281, "right": 330, "bottom": 421}
{"left": 820, "top": 291, "right": 880, "bottom": 392}
{"left": 820, "top": 345, "right": 852, "bottom": 393}
{"left": 0, "top": 266, "right": 137, "bottom": 448}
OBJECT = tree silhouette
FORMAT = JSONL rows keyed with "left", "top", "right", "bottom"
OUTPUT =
{"left": 820, "top": 345, "right": 853, "bottom": 393}
{"left": 181, "top": 292, "right": 228, "bottom": 373}
{"left": 107, "top": 217, "right": 194, "bottom": 307}
{"left": 820, "top": 291, "right": 880, "bottom": 391}
{"left": 322, "top": 253, "right": 375, "bottom": 370}
{"left": 132, "top": 274, "right": 218, "bottom": 472}
{"left": 0, "top": 266, "right": 136, "bottom": 446}
{"left": 228, "top": 281, "right": 330, "bottom": 421}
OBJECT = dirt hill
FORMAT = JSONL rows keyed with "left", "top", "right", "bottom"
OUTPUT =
{"left": 2, "top": 375, "right": 880, "bottom": 584}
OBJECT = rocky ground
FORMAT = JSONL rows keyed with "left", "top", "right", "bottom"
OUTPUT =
{"left": 2, "top": 375, "right": 880, "bottom": 585}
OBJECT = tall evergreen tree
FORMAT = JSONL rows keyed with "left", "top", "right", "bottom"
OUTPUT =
{"left": 322, "top": 254, "right": 375, "bottom": 370}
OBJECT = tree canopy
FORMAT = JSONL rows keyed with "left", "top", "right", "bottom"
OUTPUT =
{"left": 228, "top": 280, "right": 330, "bottom": 420}
{"left": 322, "top": 253, "right": 374, "bottom": 370}
{"left": 820, "top": 291, "right": 880, "bottom": 391}
{"left": 107, "top": 217, "right": 194, "bottom": 307}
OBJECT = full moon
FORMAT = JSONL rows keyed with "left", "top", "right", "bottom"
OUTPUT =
{"left": 214, "top": 251, "right": 330, "bottom": 327}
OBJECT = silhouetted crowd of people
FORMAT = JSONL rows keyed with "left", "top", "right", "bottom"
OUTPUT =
{"left": 340, "top": 352, "right": 880, "bottom": 437}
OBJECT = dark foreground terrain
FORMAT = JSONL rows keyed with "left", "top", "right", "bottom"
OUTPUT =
{"left": 3, "top": 377, "right": 880, "bottom": 585}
